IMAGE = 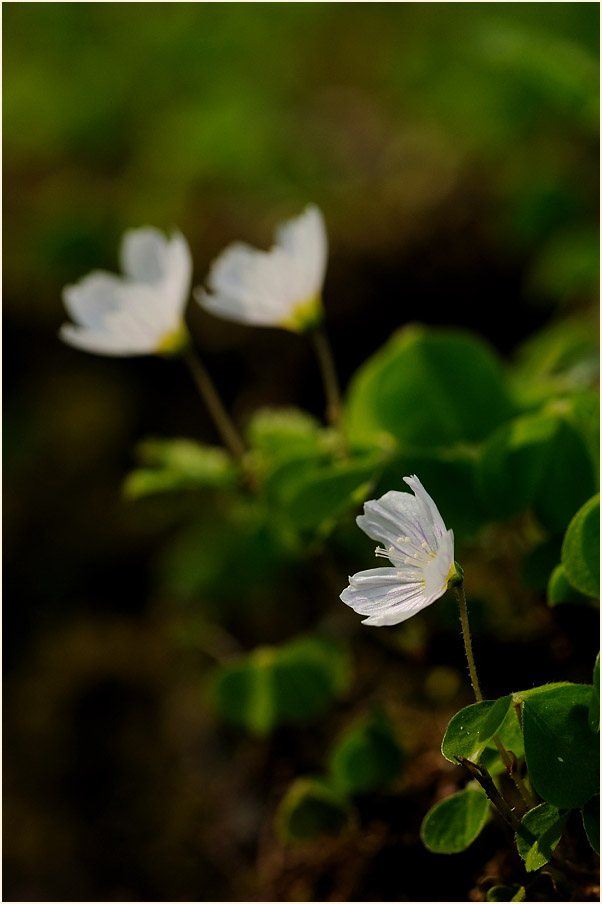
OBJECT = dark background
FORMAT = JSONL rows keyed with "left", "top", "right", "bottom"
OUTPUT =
{"left": 3, "top": 4, "right": 599, "bottom": 901}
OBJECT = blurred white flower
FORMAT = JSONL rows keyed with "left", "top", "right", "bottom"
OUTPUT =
{"left": 195, "top": 205, "right": 327, "bottom": 333}
{"left": 60, "top": 228, "right": 192, "bottom": 356}
{"left": 340, "top": 476, "right": 456, "bottom": 627}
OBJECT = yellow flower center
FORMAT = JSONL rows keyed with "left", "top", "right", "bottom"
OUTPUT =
{"left": 156, "top": 322, "right": 190, "bottom": 357}
{"left": 278, "top": 294, "right": 323, "bottom": 333}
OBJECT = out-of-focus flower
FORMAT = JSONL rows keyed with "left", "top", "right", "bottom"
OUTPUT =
{"left": 195, "top": 205, "right": 327, "bottom": 333}
{"left": 340, "top": 476, "right": 457, "bottom": 627}
{"left": 60, "top": 228, "right": 192, "bottom": 356}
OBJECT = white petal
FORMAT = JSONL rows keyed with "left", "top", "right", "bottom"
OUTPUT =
{"left": 340, "top": 567, "right": 434, "bottom": 626}
{"left": 403, "top": 475, "right": 447, "bottom": 540}
{"left": 62, "top": 272, "right": 124, "bottom": 329}
{"left": 120, "top": 228, "right": 169, "bottom": 284}
{"left": 59, "top": 323, "right": 152, "bottom": 356}
{"left": 358, "top": 490, "right": 439, "bottom": 557}
{"left": 163, "top": 230, "right": 193, "bottom": 315}
{"left": 274, "top": 205, "right": 327, "bottom": 300}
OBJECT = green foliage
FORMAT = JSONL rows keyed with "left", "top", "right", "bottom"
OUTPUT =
{"left": 517, "top": 683, "right": 599, "bottom": 809}
{"left": 420, "top": 787, "right": 490, "bottom": 853}
{"left": 441, "top": 697, "right": 512, "bottom": 764}
{"left": 477, "top": 397, "right": 598, "bottom": 530}
{"left": 561, "top": 494, "right": 600, "bottom": 598}
{"left": 589, "top": 653, "right": 600, "bottom": 733}
{"left": 210, "top": 635, "right": 350, "bottom": 736}
{"left": 275, "top": 777, "right": 352, "bottom": 845}
{"left": 486, "top": 886, "right": 526, "bottom": 902}
{"left": 515, "top": 803, "right": 568, "bottom": 871}
{"left": 328, "top": 709, "right": 404, "bottom": 795}
{"left": 345, "top": 326, "right": 513, "bottom": 452}
{"left": 246, "top": 407, "right": 331, "bottom": 463}
{"left": 582, "top": 793, "right": 600, "bottom": 855}
{"left": 547, "top": 564, "right": 592, "bottom": 607}
{"left": 123, "top": 436, "right": 237, "bottom": 498}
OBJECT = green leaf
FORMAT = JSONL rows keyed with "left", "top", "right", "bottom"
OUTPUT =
{"left": 280, "top": 454, "right": 383, "bottom": 531}
{"left": 246, "top": 406, "right": 330, "bottom": 460}
{"left": 589, "top": 653, "right": 599, "bottom": 732}
{"left": 477, "top": 400, "right": 598, "bottom": 529}
{"left": 275, "top": 777, "right": 352, "bottom": 845}
{"left": 515, "top": 803, "right": 568, "bottom": 871}
{"left": 477, "top": 410, "right": 557, "bottom": 519}
{"left": 582, "top": 793, "right": 600, "bottom": 854}
{"left": 420, "top": 788, "right": 490, "bottom": 853}
{"left": 486, "top": 886, "right": 526, "bottom": 902}
{"left": 547, "top": 563, "right": 593, "bottom": 606}
{"left": 124, "top": 437, "right": 236, "bottom": 498}
{"left": 328, "top": 709, "right": 405, "bottom": 794}
{"left": 210, "top": 635, "right": 351, "bottom": 736}
{"left": 441, "top": 697, "right": 512, "bottom": 764}
{"left": 561, "top": 494, "right": 600, "bottom": 598}
{"left": 345, "top": 325, "right": 513, "bottom": 451}
{"left": 520, "top": 683, "right": 600, "bottom": 808}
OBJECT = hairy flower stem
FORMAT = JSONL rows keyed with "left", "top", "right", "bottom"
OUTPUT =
{"left": 310, "top": 326, "right": 346, "bottom": 452}
{"left": 455, "top": 583, "right": 536, "bottom": 810}
{"left": 454, "top": 583, "right": 483, "bottom": 702}
{"left": 182, "top": 346, "right": 246, "bottom": 461}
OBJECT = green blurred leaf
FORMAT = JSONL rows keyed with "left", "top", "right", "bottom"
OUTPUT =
{"left": 589, "top": 653, "right": 599, "bottom": 732}
{"left": 520, "top": 683, "right": 599, "bottom": 808}
{"left": 124, "top": 437, "right": 237, "bottom": 499}
{"left": 561, "top": 494, "right": 600, "bottom": 598}
{"left": 275, "top": 777, "right": 352, "bottom": 845}
{"left": 280, "top": 454, "right": 383, "bottom": 531}
{"left": 515, "top": 802, "right": 568, "bottom": 871}
{"left": 328, "top": 709, "right": 404, "bottom": 794}
{"left": 582, "top": 793, "right": 600, "bottom": 855}
{"left": 345, "top": 325, "right": 513, "bottom": 452}
{"left": 420, "top": 788, "right": 490, "bottom": 853}
{"left": 486, "top": 885, "right": 526, "bottom": 902}
{"left": 441, "top": 697, "right": 512, "bottom": 764}
{"left": 246, "top": 406, "right": 331, "bottom": 461}
{"left": 477, "top": 398, "right": 598, "bottom": 528}
{"left": 211, "top": 635, "right": 351, "bottom": 736}
{"left": 547, "top": 563, "right": 592, "bottom": 607}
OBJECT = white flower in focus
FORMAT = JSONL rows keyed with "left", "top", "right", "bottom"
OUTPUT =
{"left": 195, "top": 205, "right": 327, "bottom": 333}
{"left": 340, "top": 476, "right": 456, "bottom": 627}
{"left": 60, "top": 228, "right": 192, "bottom": 356}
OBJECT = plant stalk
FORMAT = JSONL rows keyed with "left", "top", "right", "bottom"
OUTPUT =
{"left": 454, "top": 582, "right": 483, "bottom": 702}
{"left": 182, "top": 346, "right": 246, "bottom": 461}
{"left": 310, "top": 326, "right": 344, "bottom": 433}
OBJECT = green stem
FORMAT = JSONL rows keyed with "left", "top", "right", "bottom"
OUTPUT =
{"left": 182, "top": 346, "right": 246, "bottom": 461}
{"left": 454, "top": 582, "right": 483, "bottom": 702}
{"left": 310, "top": 326, "right": 344, "bottom": 434}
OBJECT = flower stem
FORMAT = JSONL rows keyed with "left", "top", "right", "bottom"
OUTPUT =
{"left": 310, "top": 326, "right": 344, "bottom": 434}
{"left": 182, "top": 346, "right": 246, "bottom": 461}
{"left": 455, "top": 582, "right": 537, "bottom": 810}
{"left": 454, "top": 582, "right": 483, "bottom": 702}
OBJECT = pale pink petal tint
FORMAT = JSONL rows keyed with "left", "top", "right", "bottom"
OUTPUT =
{"left": 341, "top": 476, "right": 455, "bottom": 627}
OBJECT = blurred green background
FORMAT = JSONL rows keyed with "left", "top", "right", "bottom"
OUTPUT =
{"left": 3, "top": 3, "right": 599, "bottom": 901}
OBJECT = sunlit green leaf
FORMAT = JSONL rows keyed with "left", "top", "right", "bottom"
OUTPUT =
{"left": 519, "top": 683, "right": 599, "bottom": 808}
{"left": 561, "top": 494, "right": 600, "bottom": 598}
{"left": 124, "top": 437, "right": 237, "bottom": 499}
{"left": 345, "top": 325, "right": 513, "bottom": 451}
{"left": 486, "top": 885, "right": 526, "bottom": 902}
{"left": 515, "top": 802, "right": 568, "bottom": 871}
{"left": 441, "top": 697, "right": 512, "bottom": 764}
{"left": 420, "top": 788, "right": 490, "bottom": 853}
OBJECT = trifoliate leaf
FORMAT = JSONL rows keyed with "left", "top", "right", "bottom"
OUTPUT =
{"left": 441, "top": 697, "right": 512, "bottom": 764}
{"left": 275, "top": 777, "right": 352, "bottom": 845}
{"left": 328, "top": 709, "right": 404, "bottom": 794}
{"left": 582, "top": 793, "right": 600, "bottom": 854}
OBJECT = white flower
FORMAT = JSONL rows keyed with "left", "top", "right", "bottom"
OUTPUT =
{"left": 195, "top": 204, "right": 327, "bottom": 333}
{"left": 340, "top": 475, "right": 456, "bottom": 627}
{"left": 60, "top": 228, "right": 192, "bottom": 356}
